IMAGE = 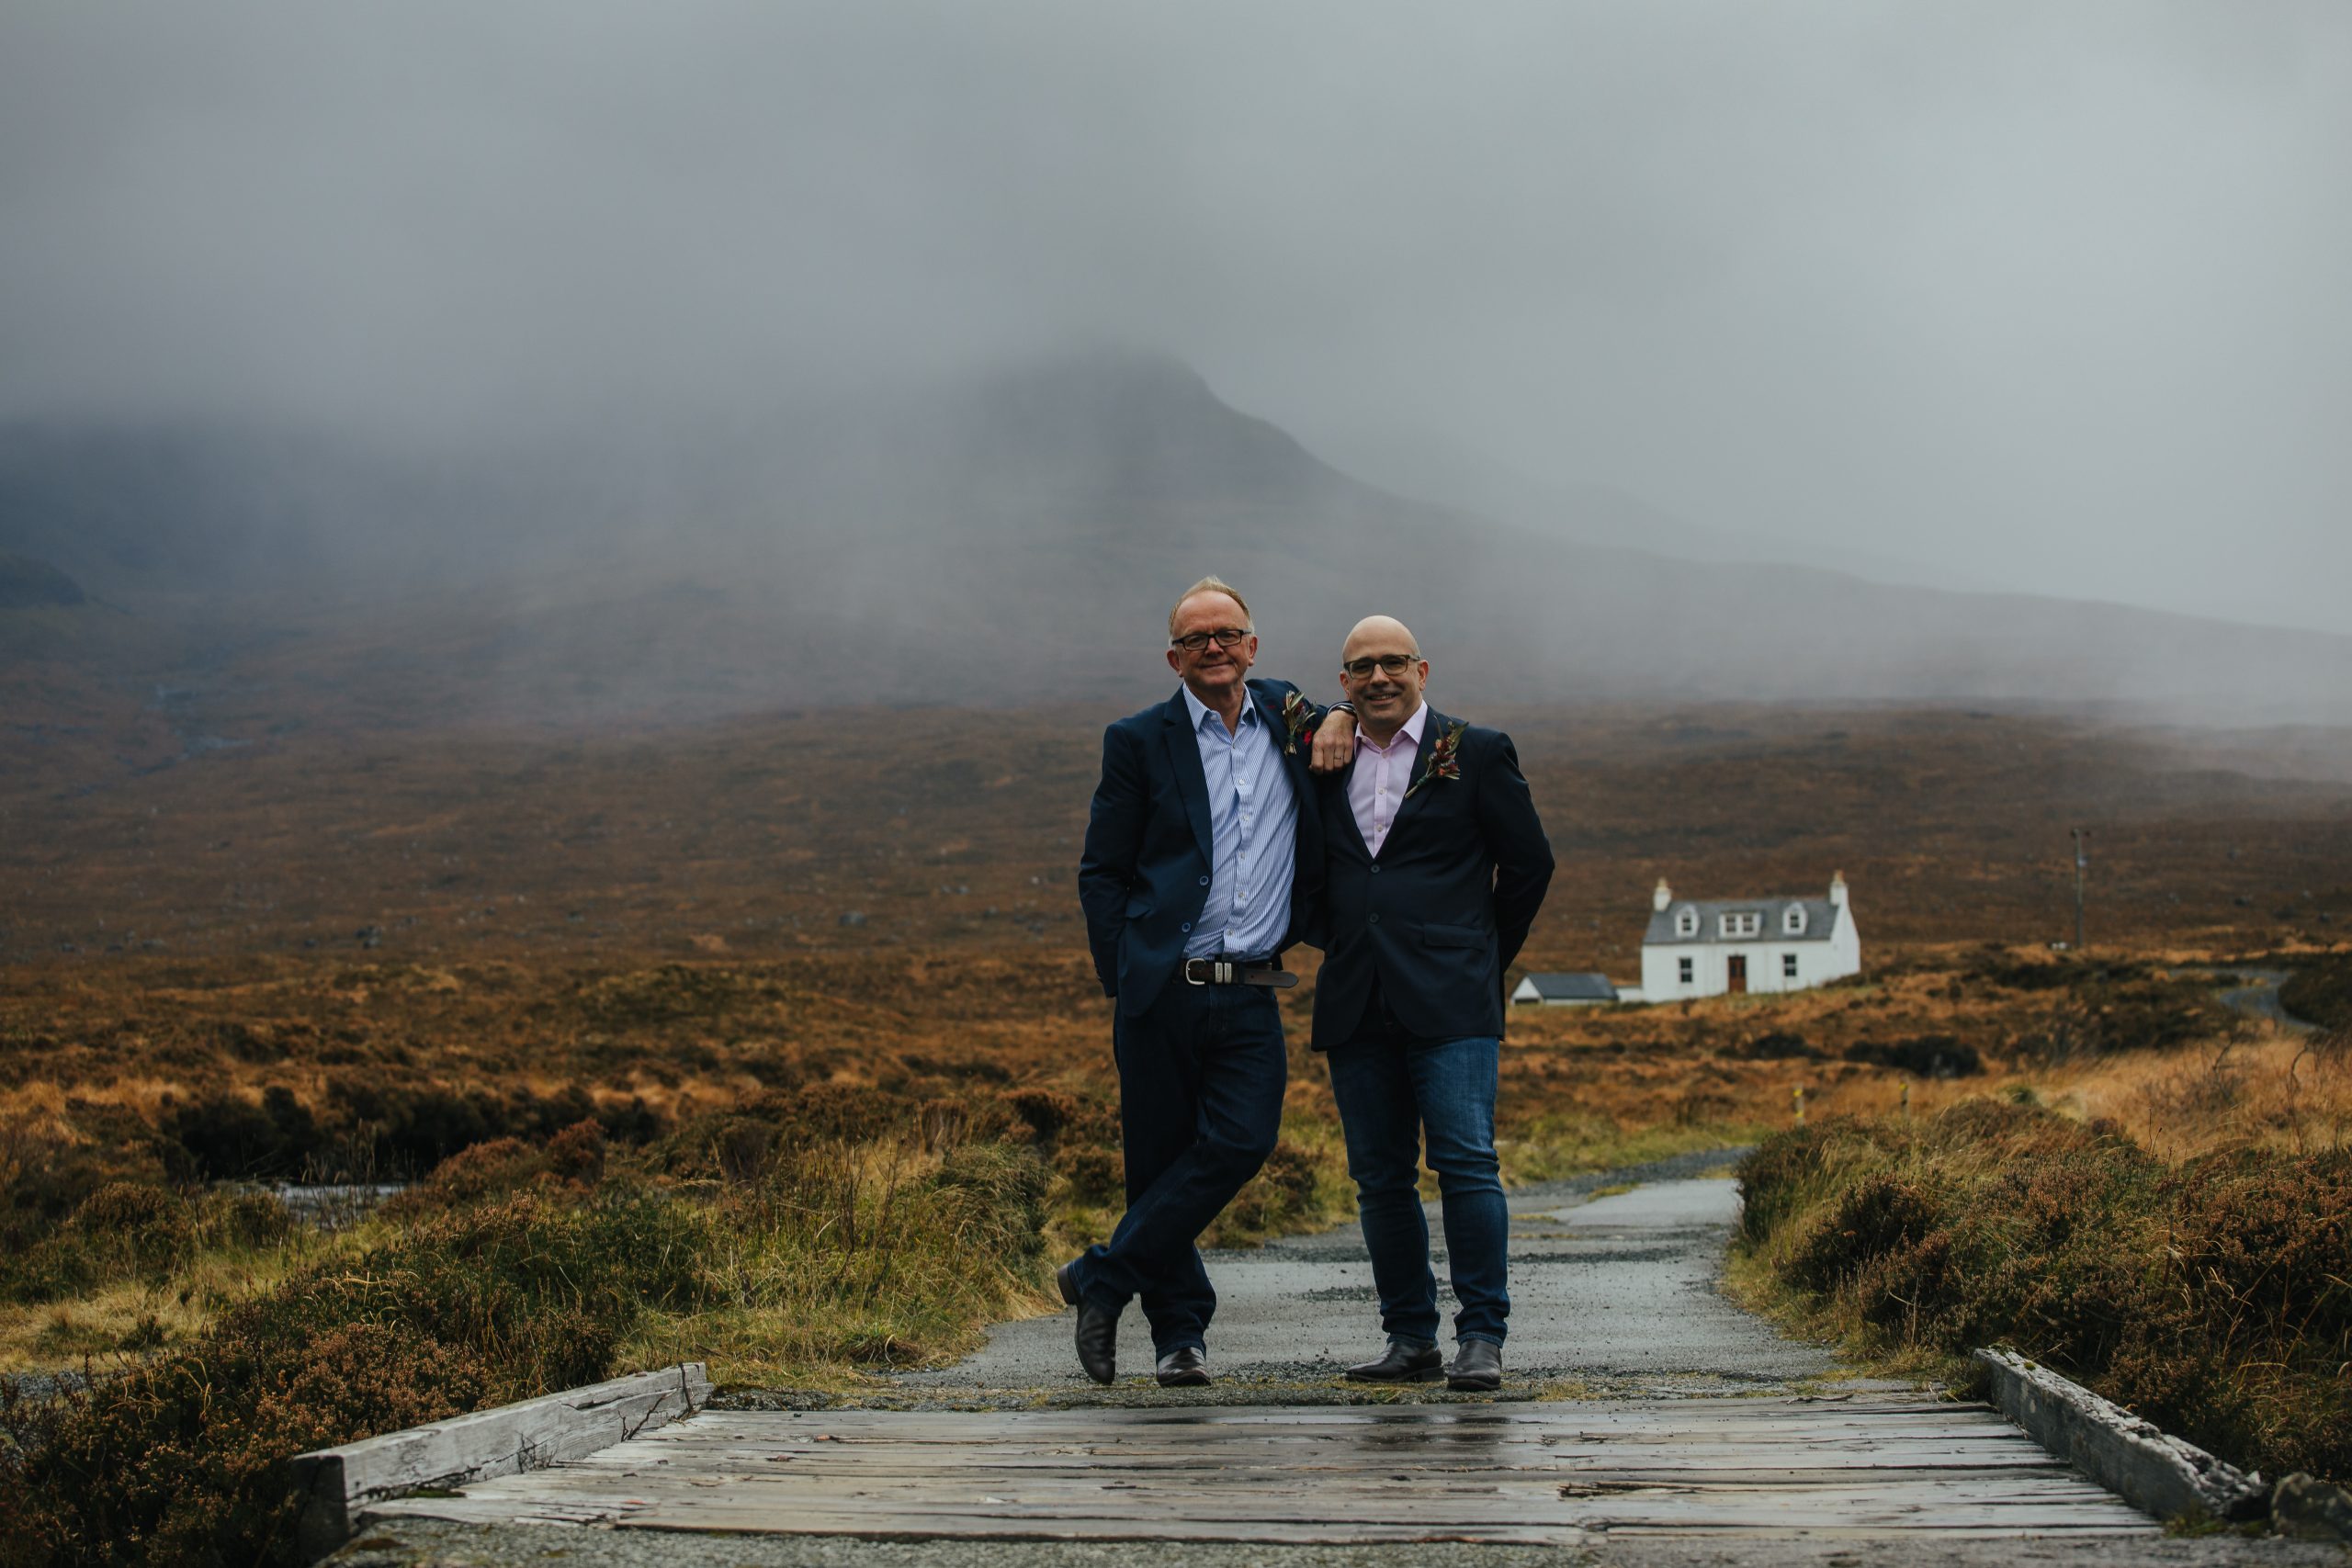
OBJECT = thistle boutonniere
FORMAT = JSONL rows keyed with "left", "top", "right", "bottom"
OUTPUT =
{"left": 1279, "top": 690, "right": 1317, "bottom": 755}
{"left": 1403, "top": 720, "right": 1469, "bottom": 801}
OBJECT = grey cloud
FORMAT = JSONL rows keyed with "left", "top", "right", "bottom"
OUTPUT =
{"left": 1, "top": 0, "right": 2345, "bottom": 630}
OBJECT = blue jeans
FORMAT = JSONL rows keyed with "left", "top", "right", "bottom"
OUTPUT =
{"left": 1326, "top": 1033, "right": 1507, "bottom": 1346}
{"left": 1071, "top": 982, "right": 1286, "bottom": 1356}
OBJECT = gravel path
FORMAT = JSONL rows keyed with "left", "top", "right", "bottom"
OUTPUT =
{"left": 890, "top": 1146, "right": 1839, "bottom": 1400}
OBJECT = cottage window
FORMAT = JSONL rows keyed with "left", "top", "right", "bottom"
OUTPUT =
{"left": 1782, "top": 953, "right": 1799, "bottom": 979}
{"left": 1674, "top": 908, "right": 1698, "bottom": 938}
{"left": 1720, "top": 911, "right": 1760, "bottom": 939}
{"left": 1783, "top": 906, "right": 1806, "bottom": 935}
{"left": 1678, "top": 956, "right": 1694, "bottom": 985}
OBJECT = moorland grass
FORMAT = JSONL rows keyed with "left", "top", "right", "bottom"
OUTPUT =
{"left": 1732, "top": 1095, "right": 2352, "bottom": 1485}
{"left": 0, "top": 942, "right": 2275, "bottom": 1562}
{"left": 0, "top": 1112, "right": 1060, "bottom": 1567}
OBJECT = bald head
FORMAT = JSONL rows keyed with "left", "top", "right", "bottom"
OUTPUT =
{"left": 1338, "top": 615, "right": 1429, "bottom": 743}
{"left": 1342, "top": 615, "right": 1419, "bottom": 661}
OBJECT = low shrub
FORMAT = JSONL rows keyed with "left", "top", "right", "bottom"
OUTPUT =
{"left": 1736, "top": 1031, "right": 1817, "bottom": 1060}
{"left": 0, "top": 1324, "right": 492, "bottom": 1568}
{"left": 1737, "top": 1101, "right": 2351, "bottom": 1483}
{"left": 1842, "top": 1034, "right": 1982, "bottom": 1077}
{"left": 2279, "top": 953, "right": 2352, "bottom": 1030}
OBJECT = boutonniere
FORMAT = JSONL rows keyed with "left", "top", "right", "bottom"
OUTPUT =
{"left": 1403, "top": 720, "right": 1469, "bottom": 800}
{"left": 1279, "top": 690, "right": 1317, "bottom": 756}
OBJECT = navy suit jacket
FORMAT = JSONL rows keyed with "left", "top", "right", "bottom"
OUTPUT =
{"left": 1079, "top": 678, "right": 1328, "bottom": 1016}
{"left": 1311, "top": 706, "right": 1555, "bottom": 1045}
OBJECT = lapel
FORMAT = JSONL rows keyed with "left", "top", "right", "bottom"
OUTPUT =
{"left": 1379, "top": 705, "right": 1448, "bottom": 847}
{"left": 1160, "top": 689, "right": 1215, "bottom": 865}
{"left": 1252, "top": 682, "right": 1315, "bottom": 818}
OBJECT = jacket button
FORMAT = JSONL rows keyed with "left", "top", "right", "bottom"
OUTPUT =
{"left": 1199, "top": 874, "right": 1210, "bottom": 886}
{"left": 1370, "top": 864, "right": 1382, "bottom": 874}
{"left": 1369, "top": 913, "right": 1381, "bottom": 925}
{"left": 1181, "top": 921, "right": 1192, "bottom": 932}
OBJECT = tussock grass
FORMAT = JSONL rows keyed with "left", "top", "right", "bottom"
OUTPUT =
{"left": 1732, "top": 1093, "right": 2352, "bottom": 1485}
{"left": 0, "top": 1117, "right": 1057, "bottom": 1567}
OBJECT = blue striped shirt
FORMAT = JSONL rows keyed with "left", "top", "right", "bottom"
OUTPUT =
{"left": 1181, "top": 685, "right": 1298, "bottom": 961}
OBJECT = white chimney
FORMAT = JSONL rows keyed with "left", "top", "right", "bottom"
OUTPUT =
{"left": 1653, "top": 878, "right": 1673, "bottom": 913}
{"left": 1829, "top": 870, "right": 1849, "bottom": 908}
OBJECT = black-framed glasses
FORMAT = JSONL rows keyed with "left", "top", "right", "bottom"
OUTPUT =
{"left": 1171, "top": 626, "right": 1251, "bottom": 652}
{"left": 1342, "top": 653, "right": 1418, "bottom": 678}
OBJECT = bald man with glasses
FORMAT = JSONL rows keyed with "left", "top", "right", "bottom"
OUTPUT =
{"left": 1069, "top": 576, "right": 1342, "bottom": 1387}
{"left": 1308, "top": 615, "right": 1554, "bottom": 1393}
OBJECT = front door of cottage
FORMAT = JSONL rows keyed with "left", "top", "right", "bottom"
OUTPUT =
{"left": 1727, "top": 954, "right": 1748, "bottom": 994}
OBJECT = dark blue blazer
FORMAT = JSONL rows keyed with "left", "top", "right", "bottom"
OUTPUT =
{"left": 1078, "top": 678, "right": 1328, "bottom": 1016}
{"left": 1311, "top": 706, "right": 1554, "bottom": 1045}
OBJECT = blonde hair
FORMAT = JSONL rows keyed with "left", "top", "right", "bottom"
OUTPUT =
{"left": 1169, "top": 576, "right": 1254, "bottom": 637}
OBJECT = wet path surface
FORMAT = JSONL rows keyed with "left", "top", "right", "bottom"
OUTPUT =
{"left": 2215, "top": 968, "right": 2318, "bottom": 1032}
{"left": 902, "top": 1150, "right": 1837, "bottom": 1395}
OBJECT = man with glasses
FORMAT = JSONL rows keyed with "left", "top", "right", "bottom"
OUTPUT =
{"left": 1309, "top": 615, "right": 1553, "bottom": 1392}
{"left": 1070, "top": 576, "right": 1337, "bottom": 1387}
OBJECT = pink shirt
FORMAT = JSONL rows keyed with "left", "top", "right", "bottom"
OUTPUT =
{"left": 1346, "top": 702, "right": 1428, "bottom": 857}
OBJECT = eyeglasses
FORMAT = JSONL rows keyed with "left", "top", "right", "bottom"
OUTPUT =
{"left": 1170, "top": 626, "right": 1251, "bottom": 652}
{"left": 1342, "top": 653, "right": 1419, "bottom": 678}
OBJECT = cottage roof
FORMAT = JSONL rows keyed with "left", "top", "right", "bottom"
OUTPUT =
{"left": 1518, "top": 972, "right": 1619, "bottom": 1000}
{"left": 1645, "top": 897, "right": 1838, "bottom": 946}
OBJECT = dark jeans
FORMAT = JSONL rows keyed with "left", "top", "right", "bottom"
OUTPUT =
{"left": 1071, "top": 981, "right": 1286, "bottom": 1355}
{"left": 1326, "top": 1032, "right": 1508, "bottom": 1346}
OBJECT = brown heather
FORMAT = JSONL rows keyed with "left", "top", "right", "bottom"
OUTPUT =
{"left": 2, "top": 703, "right": 2349, "bottom": 1560}
{"left": 1736, "top": 1092, "right": 2352, "bottom": 1484}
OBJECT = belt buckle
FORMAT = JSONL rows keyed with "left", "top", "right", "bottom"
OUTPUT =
{"left": 1186, "top": 958, "right": 1238, "bottom": 985}
{"left": 1185, "top": 960, "right": 1207, "bottom": 987}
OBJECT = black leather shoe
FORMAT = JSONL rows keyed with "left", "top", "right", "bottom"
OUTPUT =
{"left": 1155, "top": 1346, "right": 1211, "bottom": 1388}
{"left": 1057, "top": 1260, "right": 1116, "bottom": 1384}
{"left": 1445, "top": 1339, "right": 1503, "bottom": 1392}
{"left": 1344, "top": 1337, "right": 1443, "bottom": 1382}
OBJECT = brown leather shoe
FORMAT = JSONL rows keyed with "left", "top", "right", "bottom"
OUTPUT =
{"left": 1344, "top": 1337, "right": 1443, "bottom": 1382}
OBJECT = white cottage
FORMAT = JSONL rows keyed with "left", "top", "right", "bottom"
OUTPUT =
{"left": 1640, "top": 874, "right": 1860, "bottom": 999}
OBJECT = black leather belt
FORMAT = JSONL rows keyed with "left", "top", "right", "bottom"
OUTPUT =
{"left": 1182, "top": 956, "right": 1298, "bottom": 988}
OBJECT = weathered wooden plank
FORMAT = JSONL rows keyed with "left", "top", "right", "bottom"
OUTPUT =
{"left": 432, "top": 1472, "right": 2133, "bottom": 1512}
{"left": 354, "top": 1394, "right": 2157, "bottom": 1544}
{"left": 1973, "top": 1348, "right": 2267, "bottom": 1523}
{"left": 289, "top": 1362, "right": 710, "bottom": 1561}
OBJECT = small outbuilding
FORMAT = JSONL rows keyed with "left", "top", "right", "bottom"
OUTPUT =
{"left": 1511, "top": 972, "right": 1620, "bottom": 1006}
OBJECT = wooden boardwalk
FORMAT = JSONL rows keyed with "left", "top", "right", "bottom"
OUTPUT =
{"left": 364, "top": 1395, "right": 2154, "bottom": 1544}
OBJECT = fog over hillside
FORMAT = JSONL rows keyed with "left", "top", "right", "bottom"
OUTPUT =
{"left": 2, "top": 2, "right": 2346, "bottom": 665}
{"left": 5, "top": 350, "right": 2347, "bottom": 728}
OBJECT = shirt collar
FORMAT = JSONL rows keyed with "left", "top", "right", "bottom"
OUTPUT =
{"left": 1358, "top": 699, "right": 1428, "bottom": 755}
{"left": 1181, "top": 682, "right": 1259, "bottom": 734}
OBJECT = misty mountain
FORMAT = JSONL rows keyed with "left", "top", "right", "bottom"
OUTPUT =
{"left": 4, "top": 349, "right": 2347, "bottom": 728}
{"left": 1312, "top": 425, "right": 1996, "bottom": 595}
{"left": 0, "top": 552, "right": 84, "bottom": 610}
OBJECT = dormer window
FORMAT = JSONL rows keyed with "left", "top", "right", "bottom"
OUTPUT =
{"left": 1783, "top": 905, "right": 1807, "bottom": 935}
{"left": 1720, "top": 911, "right": 1760, "bottom": 939}
{"left": 1674, "top": 908, "right": 1699, "bottom": 939}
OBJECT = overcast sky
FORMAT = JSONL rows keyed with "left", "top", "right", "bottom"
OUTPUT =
{"left": 3, "top": 1, "right": 2346, "bottom": 632}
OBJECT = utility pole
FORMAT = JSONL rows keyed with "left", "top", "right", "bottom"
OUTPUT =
{"left": 2071, "top": 827, "right": 2089, "bottom": 952}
